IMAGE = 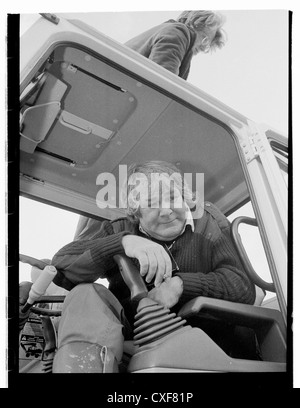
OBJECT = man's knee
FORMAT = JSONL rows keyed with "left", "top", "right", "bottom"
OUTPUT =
{"left": 57, "top": 282, "right": 125, "bottom": 364}
{"left": 62, "top": 282, "right": 112, "bottom": 312}
{"left": 64, "top": 282, "right": 124, "bottom": 320}
{"left": 67, "top": 282, "right": 107, "bottom": 298}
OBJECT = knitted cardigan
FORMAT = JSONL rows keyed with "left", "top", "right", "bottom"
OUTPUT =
{"left": 52, "top": 202, "right": 255, "bottom": 307}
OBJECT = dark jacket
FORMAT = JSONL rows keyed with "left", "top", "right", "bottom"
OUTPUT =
{"left": 125, "top": 19, "right": 197, "bottom": 79}
{"left": 52, "top": 202, "right": 255, "bottom": 307}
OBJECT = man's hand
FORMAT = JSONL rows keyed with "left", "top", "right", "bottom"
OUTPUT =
{"left": 121, "top": 235, "right": 172, "bottom": 287}
{"left": 148, "top": 276, "right": 183, "bottom": 308}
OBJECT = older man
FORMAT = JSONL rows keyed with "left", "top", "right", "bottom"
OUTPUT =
{"left": 51, "top": 161, "right": 255, "bottom": 372}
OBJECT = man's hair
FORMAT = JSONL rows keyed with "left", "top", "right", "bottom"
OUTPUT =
{"left": 122, "top": 160, "right": 197, "bottom": 224}
{"left": 176, "top": 10, "right": 227, "bottom": 50}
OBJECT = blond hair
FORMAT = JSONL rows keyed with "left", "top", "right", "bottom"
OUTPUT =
{"left": 177, "top": 10, "right": 227, "bottom": 50}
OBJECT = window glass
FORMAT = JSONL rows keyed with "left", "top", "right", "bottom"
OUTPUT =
{"left": 19, "top": 197, "right": 110, "bottom": 288}
{"left": 19, "top": 197, "right": 79, "bottom": 282}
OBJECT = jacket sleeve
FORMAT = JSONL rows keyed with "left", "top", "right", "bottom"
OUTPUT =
{"left": 176, "top": 231, "right": 256, "bottom": 305}
{"left": 148, "top": 24, "right": 192, "bottom": 75}
{"left": 51, "top": 220, "right": 132, "bottom": 291}
{"left": 175, "top": 204, "right": 256, "bottom": 305}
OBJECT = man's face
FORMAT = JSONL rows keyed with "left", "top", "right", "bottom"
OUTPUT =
{"left": 136, "top": 174, "right": 187, "bottom": 241}
{"left": 193, "top": 27, "right": 218, "bottom": 55}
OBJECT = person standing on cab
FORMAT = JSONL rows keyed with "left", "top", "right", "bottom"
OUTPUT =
{"left": 125, "top": 10, "right": 227, "bottom": 80}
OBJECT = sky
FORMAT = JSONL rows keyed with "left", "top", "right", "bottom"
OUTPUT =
{"left": 1, "top": 0, "right": 299, "bottom": 387}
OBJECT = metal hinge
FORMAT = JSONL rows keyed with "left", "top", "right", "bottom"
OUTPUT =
{"left": 240, "top": 136, "right": 259, "bottom": 164}
{"left": 249, "top": 134, "right": 259, "bottom": 156}
{"left": 238, "top": 121, "right": 264, "bottom": 163}
{"left": 21, "top": 173, "right": 45, "bottom": 185}
{"left": 40, "top": 13, "right": 60, "bottom": 25}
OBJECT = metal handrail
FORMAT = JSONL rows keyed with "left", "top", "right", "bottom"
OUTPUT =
{"left": 231, "top": 216, "right": 275, "bottom": 292}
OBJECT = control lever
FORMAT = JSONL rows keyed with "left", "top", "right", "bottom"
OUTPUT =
{"left": 19, "top": 254, "right": 57, "bottom": 313}
{"left": 113, "top": 254, "right": 187, "bottom": 352}
{"left": 113, "top": 255, "right": 148, "bottom": 302}
{"left": 19, "top": 254, "right": 50, "bottom": 270}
